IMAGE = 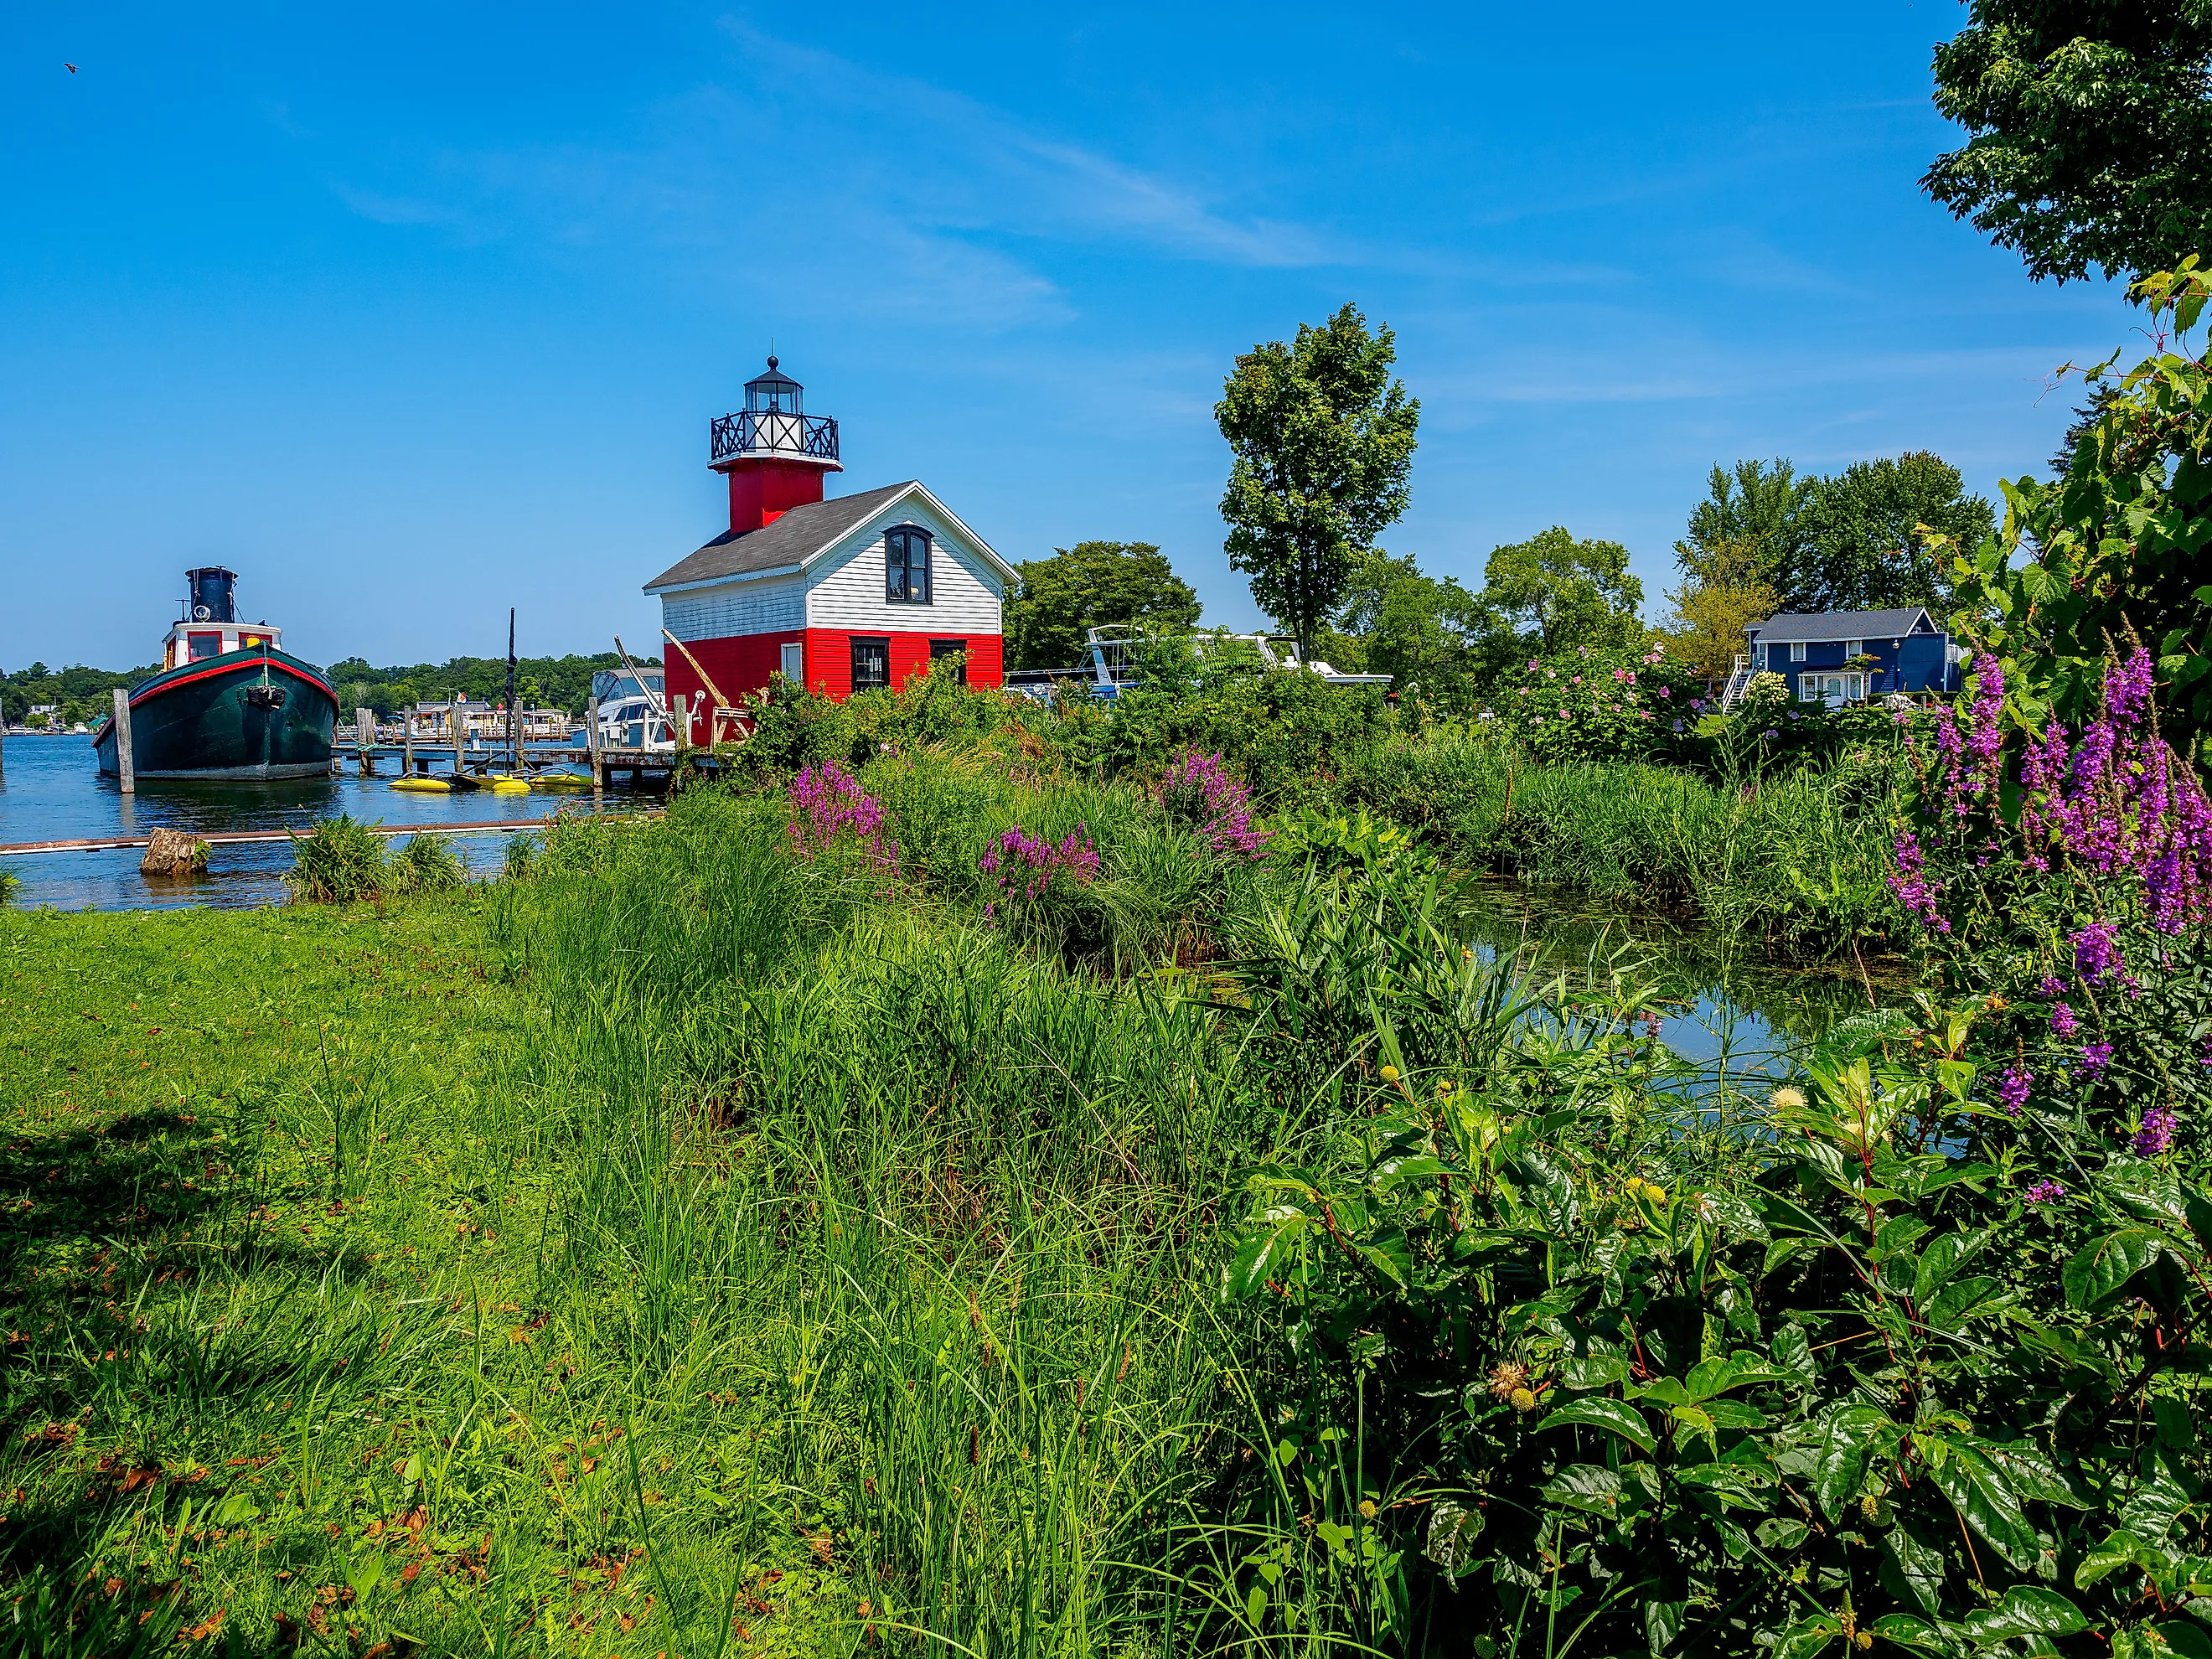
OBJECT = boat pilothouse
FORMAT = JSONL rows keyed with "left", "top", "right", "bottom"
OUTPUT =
{"left": 94, "top": 566, "right": 339, "bottom": 782}
{"left": 590, "top": 666, "right": 676, "bottom": 752}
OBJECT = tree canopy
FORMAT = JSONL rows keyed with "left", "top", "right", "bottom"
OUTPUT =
{"left": 1477, "top": 527, "right": 1646, "bottom": 657}
{"left": 1925, "top": 2, "right": 2212, "bottom": 283}
{"left": 1789, "top": 452, "right": 1994, "bottom": 614}
{"left": 1216, "top": 303, "right": 1419, "bottom": 658}
{"left": 1661, "top": 536, "right": 1780, "bottom": 681}
{"left": 1330, "top": 550, "right": 1489, "bottom": 702}
{"left": 1003, "top": 541, "right": 1201, "bottom": 671}
{"left": 1674, "top": 459, "right": 1806, "bottom": 587}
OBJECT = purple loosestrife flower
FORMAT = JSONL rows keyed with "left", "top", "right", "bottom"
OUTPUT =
{"left": 1888, "top": 829, "right": 1949, "bottom": 931}
{"left": 786, "top": 763, "right": 897, "bottom": 871}
{"left": 2037, "top": 975, "right": 2065, "bottom": 1000}
{"left": 979, "top": 821, "right": 1099, "bottom": 921}
{"left": 1997, "top": 1066, "right": 2032, "bottom": 1118}
{"left": 2075, "top": 1041, "right": 2114, "bottom": 1080}
{"left": 2071, "top": 920, "right": 2127, "bottom": 985}
{"left": 2023, "top": 1179, "right": 2066, "bottom": 1205}
{"left": 2049, "top": 1002, "right": 2080, "bottom": 1040}
{"left": 2132, "top": 1105, "right": 2177, "bottom": 1157}
{"left": 1160, "top": 749, "right": 1271, "bottom": 861}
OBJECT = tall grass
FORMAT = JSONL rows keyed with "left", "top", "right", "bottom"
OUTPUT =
{"left": 1347, "top": 732, "right": 1895, "bottom": 947}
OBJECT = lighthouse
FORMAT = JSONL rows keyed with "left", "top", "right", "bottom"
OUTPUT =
{"left": 644, "top": 358, "right": 1016, "bottom": 720}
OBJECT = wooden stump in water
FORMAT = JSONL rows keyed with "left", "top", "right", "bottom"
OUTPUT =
{"left": 140, "top": 827, "right": 209, "bottom": 876}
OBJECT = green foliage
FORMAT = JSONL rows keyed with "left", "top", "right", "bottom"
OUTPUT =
{"left": 1217, "top": 302, "right": 1420, "bottom": 657}
{"left": 1, "top": 661, "right": 161, "bottom": 727}
{"left": 1333, "top": 550, "right": 1492, "bottom": 705}
{"left": 1675, "top": 458, "right": 1807, "bottom": 587}
{"left": 1791, "top": 451, "right": 1994, "bottom": 614}
{"left": 285, "top": 814, "right": 388, "bottom": 903}
{"left": 389, "top": 832, "right": 466, "bottom": 894}
{"left": 1925, "top": 0, "right": 2212, "bottom": 283}
{"left": 1947, "top": 263, "right": 2212, "bottom": 741}
{"left": 1221, "top": 851, "right": 2212, "bottom": 1655}
{"left": 1004, "top": 540, "right": 1201, "bottom": 671}
{"left": 321, "top": 650, "right": 643, "bottom": 717}
{"left": 1483, "top": 645, "right": 1701, "bottom": 763}
{"left": 1478, "top": 526, "right": 1646, "bottom": 656}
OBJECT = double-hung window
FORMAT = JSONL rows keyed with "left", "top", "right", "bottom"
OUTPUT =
{"left": 886, "top": 526, "right": 932, "bottom": 604}
{"left": 1789, "top": 640, "right": 1806, "bottom": 663}
{"left": 929, "top": 638, "right": 968, "bottom": 685}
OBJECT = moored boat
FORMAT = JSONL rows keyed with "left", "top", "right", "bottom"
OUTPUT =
{"left": 92, "top": 567, "right": 339, "bottom": 781}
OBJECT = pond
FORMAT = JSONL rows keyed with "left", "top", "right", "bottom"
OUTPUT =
{"left": 1465, "top": 879, "right": 1912, "bottom": 1093}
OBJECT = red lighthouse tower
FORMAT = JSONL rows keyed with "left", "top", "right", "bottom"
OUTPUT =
{"left": 712, "top": 357, "right": 842, "bottom": 532}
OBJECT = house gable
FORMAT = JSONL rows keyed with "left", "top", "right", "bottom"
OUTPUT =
{"left": 802, "top": 485, "right": 1008, "bottom": 634}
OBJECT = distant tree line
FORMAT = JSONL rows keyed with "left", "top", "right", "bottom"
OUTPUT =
{"left": 2, "top": 650, "right": 653, "bottom": 727}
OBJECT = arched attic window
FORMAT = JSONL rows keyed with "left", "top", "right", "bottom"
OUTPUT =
{"left": 886, "top": 525, "right": 933, "bottom": 604}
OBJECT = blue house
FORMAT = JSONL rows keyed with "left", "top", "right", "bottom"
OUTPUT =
{"left": 1739, "top": 607, "right": 1961, "bottom": 707}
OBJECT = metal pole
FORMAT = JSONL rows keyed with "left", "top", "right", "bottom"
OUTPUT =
{"left": 111, "top": 688, "right": 134, "bottom": 793}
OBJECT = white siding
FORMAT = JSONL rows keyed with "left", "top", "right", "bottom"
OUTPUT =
{"left": 662, "top": 575, "right": 804, "bottom": 641}
{"left": 805, "top": 499, "right": 1004, "bottom": 633}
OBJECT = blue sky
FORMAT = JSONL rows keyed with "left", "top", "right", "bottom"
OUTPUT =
{"left": 1, "top": 3, "right": 2136, "bottom": 671}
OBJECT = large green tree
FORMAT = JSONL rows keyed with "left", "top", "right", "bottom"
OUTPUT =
{"left": 1216, "top": 303, "right": 1419, "bottom": 659}
{"left": 1331, "top": 550, "right": 1488, "bottom": 704}
{"left": 1790, "top": 452, "right": 1994, "bottom": 614}
{"left": 1925, "top": 3, "right": 2212, "bottom": 283}
{"left": 1002, "top": 541, "right": 1201, "bottom": 671}
{"left": 1673, "top": 458, "right": 1809, "bottom": 587}
{"left": 1476, "top": 527, "right": 1646, "bottom": 656}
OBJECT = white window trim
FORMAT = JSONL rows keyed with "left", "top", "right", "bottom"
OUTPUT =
{"left": 1789, "top": 640, "right": 1806, "bottom": 663}
{"left": 1845, "top": 639, "right": 1862, "bottom": 658}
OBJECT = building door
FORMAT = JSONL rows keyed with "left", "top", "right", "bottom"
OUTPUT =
{"left": 780, "top": 641, "right": 804, "bottom": 685}
{"left": 929, "top": 638, "right": 968, "bottom": 685}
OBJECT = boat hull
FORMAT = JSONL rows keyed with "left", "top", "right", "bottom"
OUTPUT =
{"left": 93, "top": 650, "right": 339, "bottom": 781}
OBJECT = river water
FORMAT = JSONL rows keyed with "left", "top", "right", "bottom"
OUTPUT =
{"left": 0, "top": 733, "right": 642, "bottom": 912}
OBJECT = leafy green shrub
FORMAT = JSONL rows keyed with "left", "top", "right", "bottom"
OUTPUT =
{"left": 1219, "top": 846, "right": 2212, "bottom": 1656}
{"left": 1485, "top": 645, "right": 1704, "bottom": 762}
{"left": 286, "top": 814, "right": 386, "bottom": 903}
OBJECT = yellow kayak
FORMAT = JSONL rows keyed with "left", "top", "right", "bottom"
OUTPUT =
{"left": 488, "top": 776, "right": 531, "bottom": 794}
{"left": 390, "top": 777, "right": 452, "bottom": 793}
{"left": 530, "top": 773, "right": 593, "bottom": 790}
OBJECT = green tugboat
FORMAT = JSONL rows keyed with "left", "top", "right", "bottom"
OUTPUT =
{"left": 93, "top": 567, "right": 339, "bottom": 781}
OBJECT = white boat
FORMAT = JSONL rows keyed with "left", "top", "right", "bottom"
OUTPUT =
{"left": 590, "top": 668, "right": 675, "bottom": 751}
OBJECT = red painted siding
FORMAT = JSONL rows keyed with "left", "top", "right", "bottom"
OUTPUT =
{"left": 667, "top": 628, "right": 1003, "bottom": 708}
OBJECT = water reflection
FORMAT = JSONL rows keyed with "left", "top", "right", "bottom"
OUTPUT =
{"left": 1464, "top": 879, "right": 1908, "bottom": 1090}
{"left": 0, "top": 733, "right": 645, "bottom": 912}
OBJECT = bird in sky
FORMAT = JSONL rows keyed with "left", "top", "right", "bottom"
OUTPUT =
{"left": 65, "top": 63, "right": 78, "bottom": 73}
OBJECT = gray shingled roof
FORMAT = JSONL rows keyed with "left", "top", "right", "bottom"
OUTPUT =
{"left": 643, "top": 481, "right": 917, "bottom": 592}
{"left": 1749, "top": 607, "right": 1936, "bottom": 643}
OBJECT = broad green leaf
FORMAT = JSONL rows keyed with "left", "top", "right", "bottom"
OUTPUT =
{"left": 1913, "top": 1227, "right": 1990, "bottom": 1306}
{"left": 2063, "top": 1229, "right": 2163, "bottom": 1310}
{"left": 1222, "top": 1218, "right": 1305, "bottom": 1300}
{"left": 2156, "top": 1620, "right": 2212, "bottom": 1659}
{"left": 1867, "top": 1613, "right": 1949, "bottom": 1654}
{"left": 1981, "top": 1443, "right": 2085, "bottom": 1509}
{"left": 1881, "top": 1526, "right": 1946, "bottom": 1617}
{"left": 1770, "top": 1612, "right": 1842, "bottom": 1659}
{"left": 1684, "top": 1357, "right": 1736, "bottom": 1402}
{"left": 1561, "top": 1352, "right": 1630, "bottom": 1392}
{"left": 1703, "top": 1400, "right": 1769, "bottom": 1431}
{"left": 1923, "top": 1275, "right": 2003, "bottom": 1332}
{"left": 1770, "top": 1324, "right": 1817, "bottom": 1388}
{"left": 1929, "top": 1444, "right": 2039, "bottom": 1570}
{"left": 1537, "top": 1398, "right": 1656, "bottom": 1455}
{"left": 1813, "top": 1405, "right": 1893, "bottom": 1522}
{"left": 2075, "top": 1528, "right": 2142, "bottom": 1589}
{"left": 1643, "top": 1598, "right": 1686, "bottom": 1656}
{"left": 1961, "top": 1586, "right": 2085, "bottom": 1642}
{"left": 2120, "top": 1452, "right": 2194, "bottom": 1543}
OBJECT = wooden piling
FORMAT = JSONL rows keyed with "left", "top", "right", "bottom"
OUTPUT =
{"left": 673, "top": 694, "right": 689, "bottom": 751}
{"left": 587, "top": 697, "right": 603, "bottom": 790}
{"left": 111, "top": 688, "right": 135, "bottom": 793}
{"left": 354, "top": 709, "right": 376, "bottom": 775}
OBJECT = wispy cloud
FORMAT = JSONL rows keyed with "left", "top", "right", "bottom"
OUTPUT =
{"left": 322, "top": 22, "right": 1352, "bottom": 329}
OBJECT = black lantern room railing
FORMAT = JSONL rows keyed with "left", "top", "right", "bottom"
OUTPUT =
{"left": 710, "top": 408, "right": 840, "bottom": 465}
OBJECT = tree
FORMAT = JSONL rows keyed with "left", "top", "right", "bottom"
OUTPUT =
{"left": 1477, "top": 527, "right": 1646, "bottom": 656}
{"left": 1790, "top": 452, "right": 1994, "bottom": 614}
{"left": 1332, "top": 550, "right": 1488, "bottom": 704}
{"left": 1925, "top": 3, "right": 2212, "bottom": 284}
{"left": 1217, "top": 303, "right": 1419, "bottom": 659}
{"left": 1662, "top": 537, "right": 1781, "bottom": 680}
{"left": 1003, "top": 541, "right": 1201, "bottom": 671}
{"left": 1673, "top": 459, "right": 1808, "bottom": 587}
